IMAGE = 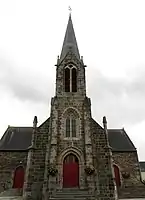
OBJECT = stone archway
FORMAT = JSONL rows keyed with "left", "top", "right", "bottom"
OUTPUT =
{"left": 13, "top": 166, "right": 25, "bottom": 188}
{"left": 58, "top": 147, "right": 84, "bottom": 189}
{"left": 63, "top": 154, "right": 79, "bottom": 188}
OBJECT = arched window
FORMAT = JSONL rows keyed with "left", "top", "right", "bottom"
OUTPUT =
{"left": 65, "top": 68, "right": 70, "bottom": 92}
{"left": 66, "top": 118, "right": 70, "bottom": 137}
{"left": 72, "top": 68, "right": 77, "bottom": 92}
{"left": 64, "top": 65, "right": 77, "bottom": 92}
{"left": 63, "top": 108, "right": 79, "bottom": 138}
{"left": 65, "top": 117, "right": 76, "bottom": 138}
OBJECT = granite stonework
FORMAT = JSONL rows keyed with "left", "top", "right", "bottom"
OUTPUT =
{"left": 0, "top": 14, "right": 145, "bottom": 200}
{"left": 23, "top": 119, "right": 50, "bottom": 200}
{"left": 0, "top": 152, "right": 28, "bottom": 192}
{"left": 113, "top": 152, "right": 142, "bottom": 186}
{"left": 112, "top": 152, "right": 145, "bottom": 198}
{"left": 22, "top": 48, "right": 117, "bottom": 200}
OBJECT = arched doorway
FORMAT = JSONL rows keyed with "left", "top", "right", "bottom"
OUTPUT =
{"left": 13, "top": 166, "right": 25, "bottom": 188}
{"left": 63, "top": 154, "right": 79, "bottom": 188}
{"left": 113, "top": 165, "right": 121, "bottom": 187}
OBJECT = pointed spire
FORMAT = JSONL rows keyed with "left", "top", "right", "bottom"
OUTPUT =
{"left": 60, "top": 14, "right": 80, "bottom": 60}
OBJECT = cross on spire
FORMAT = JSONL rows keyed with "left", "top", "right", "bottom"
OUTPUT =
{"left": 68, "top": 6, "right": 72, "bottom": 14}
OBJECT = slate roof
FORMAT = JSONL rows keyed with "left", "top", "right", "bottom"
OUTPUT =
{"left": 0, "top": 126, "right": 33, "bottom": 151}
{"left": 139, "top": 162, "right": 145, "bottom": 172}
{"left": 0, "top": 121, "right": 136, "bottom": 152}
{"left": 60, "top": 14, "right": 80, "bottom": 61}
{"left": 108, "top": 129, "right": 136, "bottom": 151}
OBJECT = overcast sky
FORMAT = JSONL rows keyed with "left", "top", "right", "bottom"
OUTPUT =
{"left": 0, "top": 0, "right": 145, "bottom": 160}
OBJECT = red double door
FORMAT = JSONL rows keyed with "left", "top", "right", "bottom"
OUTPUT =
{"left": 13, "top": 166, "right": 25, "bottom": 188}
{"left": 63, "top": 154, "right": 79, "bottom": 188}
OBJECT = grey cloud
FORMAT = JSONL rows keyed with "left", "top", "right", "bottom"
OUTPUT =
{"left": 0, "top": 57, "right": 54, "bottom": 103}
{"left": 0, "top": 56, "right": 145, "bottom": 129}
{"left": 88, "top": 65, "right": 145, "bottom": 127}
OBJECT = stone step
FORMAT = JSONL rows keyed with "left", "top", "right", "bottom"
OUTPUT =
{"left": 0, "top": 189, "right": 22, "bottom": 197}
{"left": 51, "top": 188, "right": 95, "bottom": 200}
{"left": 56, "top": 189, "right": 89, "bottom": 194}
{"left": 50, "top": 198, "right": 93, "bottom": 200}
{"left": 54, "top": 191, "right": 90, "bottom": 196}
{"left": 53, "top": 194, "right": 92, "bottom": 197}
{"left": 0, "top": 197, "right": 22, "bottom": 200}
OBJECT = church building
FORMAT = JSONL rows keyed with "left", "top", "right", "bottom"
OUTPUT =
{"left": 0, "top": 14, "right": 145, "bottom": 200}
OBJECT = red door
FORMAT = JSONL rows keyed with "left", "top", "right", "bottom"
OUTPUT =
{"left": 63, "top": 154, "right": 79, "bottom": 188}
{"left": 13, "top": 166, "right": 25, "bottom": 188}
{"left": 113, "top": 165, "right": 121, "bottom": 187}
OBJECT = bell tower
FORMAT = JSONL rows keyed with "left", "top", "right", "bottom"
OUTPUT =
{"left": 55, "top": 14, "right": 86, "bottom": 97}
{"left": 23, "top": 13, "right": 117, "bottom": 200}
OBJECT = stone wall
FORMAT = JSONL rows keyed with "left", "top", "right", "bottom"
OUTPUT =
{"left": 91, "top": 119, "right": 117, "bottom": 200}
{"left": 112, "top": 151, "right": 142, "bottom": 186}
{"left": 23, "top": 119, "right": 49, "bottom": 200}
{"left": 47, "top": 96, "right": 93, "bottom": 191}
{"left": 112, "top": 151, "right": 145, "bottom": 198}
{"left": 0, "top": 151, "right": 28, "bottom": 192}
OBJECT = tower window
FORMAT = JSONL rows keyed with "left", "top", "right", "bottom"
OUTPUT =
{"left": 64, "top": 66, "right": 77, "bottom": 92}
{"left": 65, "top": 68, "right": 70, "bottom": 92}
{"left": 72, "top": 119, "right": 76, "bottom": 137}
{"left": 65, "top": 118, "right": 76, "bottom": 138}
{"left": 72, "top": 68, "right": 77, "bottom": 92}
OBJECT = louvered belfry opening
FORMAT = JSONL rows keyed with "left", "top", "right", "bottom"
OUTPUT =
{"left": 64, "top": 66, "right": 77, "bottom": 92}
{"left": 65, "top": 68, "right": 70, "bottom": 92}
{"left": 72, "top": 68, "right": 77, "bottom": 92}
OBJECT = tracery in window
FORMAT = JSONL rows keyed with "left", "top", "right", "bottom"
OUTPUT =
{"left": 65, "top": 117, "right": 76, "bottom": 138}
{"left": 63, "top": 108, "right": 79, "bottom": 138}
{"left": 64, "top": 65, "right": 77, "bottom": 92}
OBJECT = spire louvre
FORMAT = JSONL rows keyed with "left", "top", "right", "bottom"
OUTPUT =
{"left": 60, "top": 14, "right": 80, "bottom": 60}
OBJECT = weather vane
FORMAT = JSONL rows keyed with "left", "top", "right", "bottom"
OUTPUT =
{"left": 68, "top": 6, "right": 72, "bottom": 14}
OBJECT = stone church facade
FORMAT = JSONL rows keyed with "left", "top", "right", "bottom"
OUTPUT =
{"left": 0, "top": 14, "right": 145, "bottom": 200}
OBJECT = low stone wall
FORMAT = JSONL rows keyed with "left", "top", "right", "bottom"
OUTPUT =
{"left": 0, "top": 151, "right": 28, "bottom": 192}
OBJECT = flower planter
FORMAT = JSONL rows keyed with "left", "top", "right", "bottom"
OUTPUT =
{"left": 85, "top": 166, "right": 95, "bottom": 176}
